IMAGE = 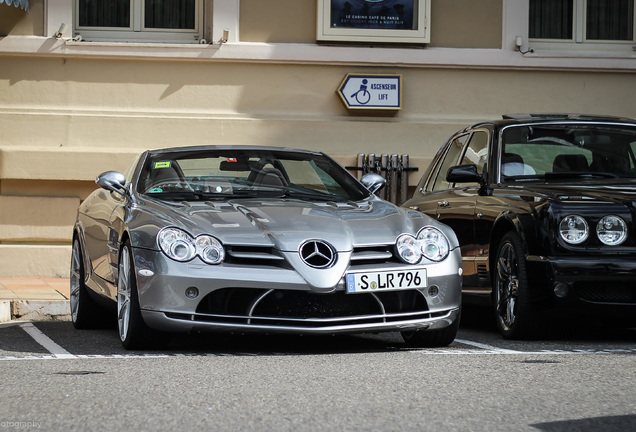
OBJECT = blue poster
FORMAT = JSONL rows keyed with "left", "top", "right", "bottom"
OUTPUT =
{"left": 330, "top": 0, "right": 415, "bottom": 30}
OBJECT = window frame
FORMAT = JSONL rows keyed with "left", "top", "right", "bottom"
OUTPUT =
{"left": 529, "top": 0, "right": 636, "bottom": 52}
{"left": 73, "top": 0, "right": 205, "bottom": 43}
{"left": 316, "top": 0, "right": 431, "bottom": 44}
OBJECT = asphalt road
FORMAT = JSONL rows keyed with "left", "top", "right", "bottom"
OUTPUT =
{"left": 0, "top": 308, "right": 635, "bottom": 432}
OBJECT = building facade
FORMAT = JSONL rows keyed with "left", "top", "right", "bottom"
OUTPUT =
{"left": 1, "top": 0, "right": 635, "bottom": 277}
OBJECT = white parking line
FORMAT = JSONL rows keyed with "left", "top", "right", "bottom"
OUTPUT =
{"left": 20, "top": 323, "right": 76, "bottom": 359}
{"left": 454, "top": 338, "right": 523, "bottom": 354}
{"left": 0, "top": 326, "right": 634, "bottom": 360}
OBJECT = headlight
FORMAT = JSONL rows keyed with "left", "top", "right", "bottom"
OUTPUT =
{"left": 418, "top": 227, "right": 450, "bottom": 262}
{"left": 195, "top": 235, "right": 226, "bottom": 264}
{"left": 597, "top": 215, "right": 627, "bottom": 246}
{"left": 158, "top": 228, "right": 196, "bottom": 261}
{"left": 158, "top": 228, "right": 225, "bottom": 264}
{"left": 559, "top": 215, "right": 589, "bottom": 245}
{"left": 396, "top": 234, "right": 421, "bottom": 264}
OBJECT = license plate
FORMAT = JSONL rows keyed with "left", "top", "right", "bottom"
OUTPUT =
{"left": 346, "top": 268, "right": 427, "bottom": 294}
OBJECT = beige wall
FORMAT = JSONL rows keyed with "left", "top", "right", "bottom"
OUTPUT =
{"left": 0, "top": 0, "right": 44, "bottom": 36}
{"left": 429, "top": 0, "right": 502, "bottom": 48}
{"left": 0, "top": 0, "right": 635, "bottom": 276}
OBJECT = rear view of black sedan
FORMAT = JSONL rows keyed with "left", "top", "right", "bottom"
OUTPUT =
{"left": 403, "top": 114, "right": 636, "bottom": 339}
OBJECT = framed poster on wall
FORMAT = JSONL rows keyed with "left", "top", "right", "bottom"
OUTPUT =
{"left": 317, "top": 0, "right": 430, "bottom": 43}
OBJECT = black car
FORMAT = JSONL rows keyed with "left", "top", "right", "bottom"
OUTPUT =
{"left": 403, "top": 114, "right": 636, "bottom": 339}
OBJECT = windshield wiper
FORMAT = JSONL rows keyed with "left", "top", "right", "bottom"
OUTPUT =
{"left": 145, "top": 191, "right": 232, "bottom": 201}
{"left": 145, "top": 190, "right": 267, "bottom": 201}
{"left": 275, "top": 189, "right": 345, "bottom": 202}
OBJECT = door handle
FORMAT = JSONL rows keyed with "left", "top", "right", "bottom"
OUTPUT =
{"left": 437, "top": 201, "right": 450, "bottom": 207}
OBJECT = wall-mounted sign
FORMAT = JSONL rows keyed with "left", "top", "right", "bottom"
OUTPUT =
{"left": 337, "top": 74, "right": 402, "bottom": 111}
{"left": 317, "top": 0, "right": 430, "bottom": 44}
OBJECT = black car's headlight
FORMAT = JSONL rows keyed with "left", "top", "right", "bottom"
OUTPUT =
{"left": 396, "top": 226, "right": 450, "bottom": 264}
{"left": 596, "top": 215, "right": 627, "bottom": 246}
{"left": 559, "top": 214, "right": 629, "bottom": 246}
{"left": 559, "top": 215, "right": 589, "bottom": 245}
{"left": 158, "top": 227, "right": 225, "bottom": 264}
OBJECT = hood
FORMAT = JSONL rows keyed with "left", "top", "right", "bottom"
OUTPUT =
{"left": 134, "top": 196, "right": 430, "bottom": 252}
{"left": 508, "top": 182, "right": 636, "bottom": 206}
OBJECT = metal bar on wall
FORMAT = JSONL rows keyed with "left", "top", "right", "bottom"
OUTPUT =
{"left": 346, "top": 154, "right": 417, "bottom": 206}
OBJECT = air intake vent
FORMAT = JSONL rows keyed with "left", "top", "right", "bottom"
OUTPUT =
{"left": 477, "top": 264, "right": 489, "bottom": 281}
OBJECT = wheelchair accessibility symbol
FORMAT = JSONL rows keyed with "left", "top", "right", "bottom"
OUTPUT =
{"left": 351, "top": 79, "right": 372, "bottom": 105}
{"left": 337, "top": 74, "right": 402, "bottom": 111}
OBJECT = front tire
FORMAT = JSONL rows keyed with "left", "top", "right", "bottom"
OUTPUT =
{"left": 70, "top": 238, "right": 106, "bottom": 329}
{"left": 401, "top": 313, "right": 460, "bottom": 348}
{"left": 492, "top": 232, "right": 541, "bottom": 339}
{"left": 117, "top": 241, "right": 163, "bottom": 349}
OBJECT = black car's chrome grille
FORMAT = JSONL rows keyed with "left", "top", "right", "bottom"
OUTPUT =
{"left": 575, "top": 283, "right": 636, "bottom": 304}
{"left": 172, "top": 288, "right": 434, "bottom": 329}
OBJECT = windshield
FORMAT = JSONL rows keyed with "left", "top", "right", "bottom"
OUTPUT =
{"left": 137, "top": 148, "right": 369, "bottom": 202}
{"left": 501, "top": 124, "right": 636, "bottom": 182}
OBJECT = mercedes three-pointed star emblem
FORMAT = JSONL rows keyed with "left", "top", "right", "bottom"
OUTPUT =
{"left": 299, "top": 240, "right": 336, "bottom": 269}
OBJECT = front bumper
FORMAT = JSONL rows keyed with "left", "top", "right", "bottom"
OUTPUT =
{"left": 527, "top": 254, "right": 636, "bottom": 310}
{"left": 133, "top": 247, "right": 462, "bottom": 335}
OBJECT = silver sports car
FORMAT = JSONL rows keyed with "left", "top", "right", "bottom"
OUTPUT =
{"left": 71, "top": 146, "right": 462, "bottom": 349}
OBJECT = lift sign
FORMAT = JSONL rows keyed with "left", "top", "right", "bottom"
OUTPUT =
{"left": 337, "top": 74, "right": 402, "bottom": 110}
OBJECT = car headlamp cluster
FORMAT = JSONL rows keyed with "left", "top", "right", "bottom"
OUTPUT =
{"left": 559, "top": 214, "right": 628, "bottom": 246}
{"left": 396, "top": 227, "right": 450, "bottom": 264}
{"left": 158, "top": 227, "right": 225, "bottom": 264}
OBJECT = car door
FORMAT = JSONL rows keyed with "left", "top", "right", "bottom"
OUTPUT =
{"left": 438, "top": 130, "right": 490, "bottom": 289}
{"left": 82, "top": 189, "right": 126, "bottom": 286}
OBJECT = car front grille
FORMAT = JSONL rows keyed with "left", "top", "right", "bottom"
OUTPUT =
{"left": 575, "top": 283, "right": 636, "bottom": 304}
{"left": 224, "top": 244, "right": 400, "bottom": 268}
{"left": 165, "top": 288, "right": 435, "bottom": 329}
{"left": 349, "top": 244, "right": 400, "bottom": 266}
{"left": 224, "top": 246, "right": 287, "bottom": 267}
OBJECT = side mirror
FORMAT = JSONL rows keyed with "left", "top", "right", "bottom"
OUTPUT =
{"left": 446, "top": 165, "right": 483, "bottom": 184}
{"left": 96, "top": 171, "right": 127, "bottom": 195}
{"left": 360, "top": 173, "right": 386, "bottom": 194}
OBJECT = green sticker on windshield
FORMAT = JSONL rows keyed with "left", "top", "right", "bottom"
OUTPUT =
{"left": 154, "top": 161, "right": 172, "bottom": 169}
{"left": 148, "top": 188, "right": 163, "bottom": 193}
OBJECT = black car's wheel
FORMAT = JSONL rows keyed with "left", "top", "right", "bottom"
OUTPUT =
{"left": 117, "top": 241, "right": 162, "bottom": 349}
{"left": 401, "top": 313, "right": 460, "bottom": 348}
{"left": 493, "top": 231, "right": 540, "bottom": 339}
{"left": 70, "top": 238, "right": 104, "bottom": 329}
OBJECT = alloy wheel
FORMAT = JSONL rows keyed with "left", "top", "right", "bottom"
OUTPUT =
{"left": 495, "top": 241, "right": 519, "bottom": 331}
{"left": 117, "top": 246, "right": 132, "bottom": 342}
{"left": 69, "top": 239, "right": 82, "bottom": 322}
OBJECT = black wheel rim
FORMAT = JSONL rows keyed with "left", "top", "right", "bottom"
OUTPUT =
{"left": 495, "top": 241, "right": 519, "bottom": 331}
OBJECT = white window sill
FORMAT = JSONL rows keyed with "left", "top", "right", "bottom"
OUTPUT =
{"left": 1, "top": 36, "right": 635, "bottom": 71}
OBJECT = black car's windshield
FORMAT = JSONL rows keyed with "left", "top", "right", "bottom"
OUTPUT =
{"left": 137, "top": 149, "right": 369, "bottom": 202}
{"left": 501, "top": 124, "right": 636, "bottom": 182}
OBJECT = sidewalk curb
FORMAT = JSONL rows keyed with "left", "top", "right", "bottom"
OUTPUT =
{"left": 5, "top": 300, "right": 71, "bottom": 322}
{"left": 0, "top": 300, "right": 10, "bottom": 323}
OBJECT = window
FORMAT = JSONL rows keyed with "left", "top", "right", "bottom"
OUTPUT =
{"left": 455, "top": 131, "right": 489, "bottom": 188}
{"left": 430, "top": 134, "right": 468, "bottom": 192}
{"left": 459, "top": 131, "right": 489, "bottom": 174}
{"left": 75, "top": 0, "right": 203, "bottom": 42}
{"left": 529, "top": 0, "right": 635, "bottom": 50}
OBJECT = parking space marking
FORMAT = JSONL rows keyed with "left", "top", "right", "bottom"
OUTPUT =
{"left": 454, "top": 338, "right": 523, "bottom": 354}
{"left": 19, "top": 323, "right": 76, "bottom": 359}
{"left": 1, "top": 325, "right": 635, "bottom": 360}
